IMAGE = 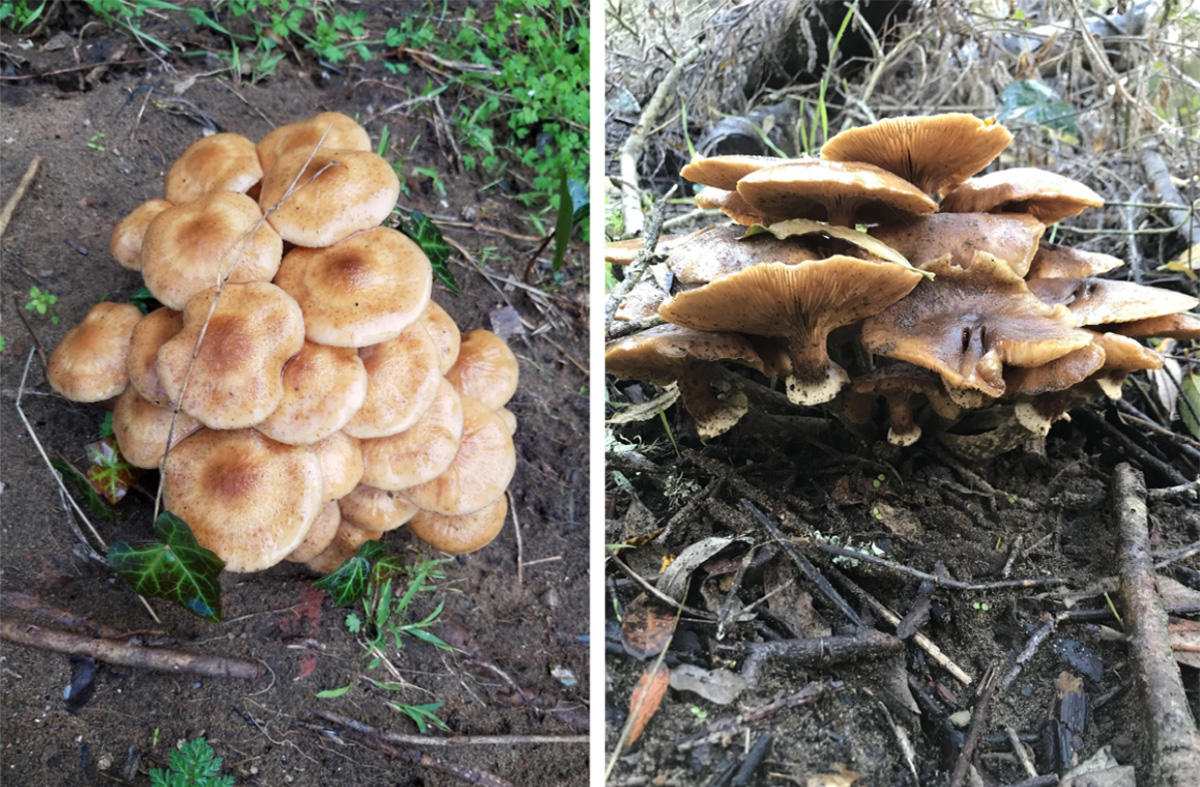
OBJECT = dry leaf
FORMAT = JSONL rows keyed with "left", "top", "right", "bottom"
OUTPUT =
{"left": 621, "top": 593, "right": 676, "bottom": 659}
{"left": 626, "top": 663, "right": 670, "bottom": 748}
{"left": 806, "top": 763, "right": 860, "bottom": 786}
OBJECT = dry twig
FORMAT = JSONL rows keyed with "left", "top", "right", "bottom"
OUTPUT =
{"left": 0, "top": 154, "right": 40, "bottom": 241}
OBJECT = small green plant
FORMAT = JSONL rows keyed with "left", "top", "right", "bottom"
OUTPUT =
{"left": 872, "top": 473, "right": 886, "bottom": 489}
{"left": 394, "top": 210, "right": 459, "bottom": 294}
{"left": 149, "top": 736, "right": 233, "bottom": 787}
{"left": 24, "top": 285, "right": 58, "bottom": 325}
{"left": 86, "top": 131, "right": 106, "bottom": 152}
{"left": 971, "top": 601, "right": 991, "bottom": 612}
{"left": 108, "top": 511, "right": 225, "bottom": 621}
{"left": 0, "top": 0, "right": 47, "bottom": 32}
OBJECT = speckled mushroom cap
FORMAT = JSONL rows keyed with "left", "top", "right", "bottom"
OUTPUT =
{"left": 400, "top": 395, "right": 516, "bottom": 516}
{"left": 343, "top": 323, "right": 443, "bottom": 438}
{"left": 1026, "top": 277, "right": 1199, "bottom": 326}
{"left": 409, "top": 494, "right": 508, "bottom": 554}
{"left": 338, "top": 484, "right": 419, "bottom": 532}
{"left": 47, "top": 301, "right": 142, "bottom": 402}
{"left": 681, "top": 154, "right": 800, "bottom": 191}
{"left": 258, "top": 147, "right": 400, "bottom": 248}
{"left": 735, "top": 160, "right": 938, "bottom": 226}
{"left": 254, "top": 341, "right": 368, "bottom": 445}
{"left": 1025, "top": 243, "right": 1124, "bottom": 279}
{"left": 870, "top": 212, "right": 1045, "bottom": 276}
{"left": 110, "top": 198, "right": 172, "bottom": 271}
{"left": 861, "top": 252, "right": 1094, "bottom": 398}
{"left": 140, "top": 191, "right": 283, "bottom": 310}
{"left": 310, "top": 430, "right": 364, "bottom": 502}
{"left": 111, "top": 386, "right": 202, "bottom": 469}
{"left": 663, "top": 224, "right": 820, "bottom": 284}
{"left": 285, "top": 501, "right": 341, "bottom": 564}
{"left": 155, "top": 282, "right": 306, "bottom": 429}
{"left": 126, "top": 307, "right": 182, "bottom": 407}
{"left": 940, "top": 168, "right": 1103, "bottom": 224}
{"left": 256, "top": 111, "right": 372, "bottom": 174}
{"left": 165, "top": 133, "right": 263, "bottom": 205}
{"left": 360, "top": 379, "right": 464, "bottom": 490}
{"left": 445, "top": 330, "right": 518, "bottom": 410}
{"left": 163, "top": 428, "right": 323, "bottom": 572}
{"left": 418, "top": 300, "right": 462, "bottom": 374}
{"left": 274, "top": 227, "right": 432, "bottom": 347}
{"left": 820, "top": 114, "right": 1012, "bottom": 197}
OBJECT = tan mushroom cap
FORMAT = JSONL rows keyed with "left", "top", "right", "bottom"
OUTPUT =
{"left": 338, "top": 484, "right": 419, "bottom": 532}
{"left": 285, "top": 501, "right": 341, "bottom": 563}
{"left": 659, "top": 257, "right": 923, "bottom": 405}
{"left": 256, "top": 112, "right": 372, "bottom": 174}
{"left": 604, "top": 233, "right": 689, "bottom": 265}
{"left": 343, "top": 323, "right": 443, "bottom": 438}
{"left": 127, "top": 307, "right": 183, "bottom": 407}
{"left": 613, "top": 277, "right": 669, "bottom": 322}
{"left": 861, "top": 252, "right": 1094, "bottom": 398}
{"left": 1025, "top": 243, "right": 1123, "bottom": 279}
{"left": 1089, "top": 331, "right": 1166, "bottom": 399}
{"left": 663, "top": 224, "right": 820, "bottom": 284}
{"left": 821, "top": 114, "right": 1012, "bottom": 197}
{"left": 110, "top": 198, "right": 172, "bottom": 271}
{"left": 445, "top": 330, "right": 518, "bottom": 410}
{"left": 360, "top": 379, "right": 463, "bottom": 490}
{"left": 1103, "top": 312, "right": 1200, "bottom": 340}
{"left": 305, "top": 519, "right": 384, "bottom": 575}
{"left": 401, "top": 395, "right": 516, "bottom": 516}
{"left": 681, "top": 154, "right": 797, "bottom": 191}
{"left": 605, "top": 323, "right": 765, "bottom": 383}
{"left": 163, "top": 428, "right": 323, "bottom": 572}
{"left": 1003, "top": 337, "right": 1107, "bottom": 397}
{"left": 141, "top": 191, "right": 283, "bottom": 310}
{"left": 258, "top": 147, "right": 400, "bottom": 248}
{"left": 870, "top": 212, "right": 1045, "bottom": 277}
{"left": 165, "top": 133, "right": 263, "bottom": 205}
{"left": 695, "top": 186, "right": 778, "bottom": 226}
{"left": 156, "top": 282, "right": 305, "bottom": 429}
{"left": 419, "top": 300, "right": 461, "bottom": 374}
{"left": 496, "top": 407, "right": 517, "bottom": 435}
{"left": 736, "top": 160, "right": 938, "bottom": 226}
{"left": 409, "top": 494, "right": 508, "bottom": 554}
{"left": 1026, "top": 277, "right": 1199, "bottom": 326}
{"left": 274, "top": 227, "right": 432, "bottom": 347}
{"left": 254, "top": 341, "right": 368, "bottom": 445}
{"left": 47, "top": 301, "right": 143, "bottom": 402}
{"left": 311, "top": 430, "right": 364, "bottom": 502}
{"left": 940, "top": 168, "right": 1103, "bottom": 224}
{"left": 849, "top": 364, "right": 963, "bottom": 445}
{"left": 111, "top": 386, "right": 202, "bottom": 469}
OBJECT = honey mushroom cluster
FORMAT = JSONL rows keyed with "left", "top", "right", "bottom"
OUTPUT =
{"left": 46, "top": 112, "right": 519, "bottom": 573}
{"left": 607, "top": 113, "right": 1200, "bottom": 447}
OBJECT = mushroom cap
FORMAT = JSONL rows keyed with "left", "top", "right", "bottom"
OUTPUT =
{"left": 1025, "top": 243, "right": 1123, "bottom": 279}
{"left": 343, "top": 323, "right": 443, "bottom": 438}
{"left": 681, "top": 154, "right": 797, "bottom": 191}
{"left": 110, "top": 198, "right": 172, "bottom": 271}
{"left": 735, "top": 160, "right": 937, "bottom": 226}
{"left": 605, "top": 323, "right": 766, "bottom": 385}
{"left": 305, "top": 519, "right": 384, "bottom": 575}
{"left": 496, "top": 407, "right": 517, "bottom": 435}
{"left": 861, "top": 252, "right": 1094, "bottom": 398}
{"left": 311, "top": 430, "right": 364, "bottom": 502}
{"left": 254, "top": 341, "right": 368, "bottom": 445}
{"left": 694, "top": 186, "right": 779, "bottom": 226}
{"left": 445, "top": 329, "right": 518, "bottom": 410}
{"left": 165, "top": 132, "right": 263, "bottom": 205}
{"left": 111, "top": 386, "right": 202, "bottom": 469}
{"left": 338, "top": 484, "right": 419, "bottom": 532}
{"left": 162, "top": 428, "right": 323, "bottom": 572}
{"left": 604, "top": 233, "right": 690, "bottom": 265}
{"left": 1003, "top": 336, "right": 1107, "bottom": 397}
{"left": 400, "top": 395, "right": 516, "bottom": 516}
{"left": 285, "top": 501, "right": 342, "bottom": 563}
{"left": 256, "top": 112, "right": 372, "bottom": 174}
{"left": 940, "top": 168, "right": 1103, "bottom": 224}
{"left": 1026, "top": 277, "right": 1200, "bottom": 326}
{"left": 360, "top": 379, "right": 464, "bottom": 490}
{"left": 1102, "top": 312, "right": 1200, "bottom": 340}
{"left": 679, "top": 373, "right": 750, "bottom": 439}
{"left": 273, "top": 227, "right": 432, "bottom": 347}
{"left": 419, "top": 300, "right": 462, "bottom": 374}
{"left": 155, "top": 282, "right": 306, "bottom": 429}
{"left": 140, "top": 191, "right": 283, "bottom": 310}
{"left": 1092, "top": 331, "right": 1164, "bottom": 374}
{"left": 613, "top": 276, "right": 669, "bottom": 322}
{"left": 870, "top": 212, "right": 1045, "bottom": 277}
{"left": 258, "top": 147, "right": 400, "bottom": 248}
{"left": 820, "top": 114, "right": 1012, "bottom": 196}
{"left": 409, "top": 494, "right": 508, "bottom": 554}
{"left": 663, "top": 224, "right": 820, "bottom": 284}
{"left": 47, "top": 301, "right": 143, "bottom": 402}
{"left": 126, "top": 307, "right": 183, "bottom": 407}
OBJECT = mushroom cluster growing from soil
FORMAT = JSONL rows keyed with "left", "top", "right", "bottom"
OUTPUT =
{"left": 48, "top": 113, "right": 519, "bottom": 572}
{"left": 608, "top": 113, "right": 1199, "bottom": 448}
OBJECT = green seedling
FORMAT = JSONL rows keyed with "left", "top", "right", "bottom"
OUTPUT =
{"left": 149, "top": 736, "right": 232, "bottom": 787}
{"left": 0, "top": 0, "right": 47, "bottom": 32}
{"left": 872, "top": 473, "right": 885, "bottom": 489}
{"left": 24, "top": 285, "right": 58, "bottom": 324}
{"left": 86, "top": 131, "right": 106, "bottom": 152}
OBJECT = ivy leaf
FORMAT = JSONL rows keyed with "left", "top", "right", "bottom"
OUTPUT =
{"left": 314, "top": 540, "right": 387, "bottom": 605}
{"left": 108, "top": 511, "right": 224, "bottom": 622}
{"left": 128, "top": 286, "right": 160, "bottom": 315}
{"left": 997, "top": 79, "right": 1078, "bottom": 136}
{"left": 84, "top": 436, "right": 135, "bottom": 504}
{"left": 50, "top": 457, "right": 116, "bottom": 522}
{"left": 397, "top": 211, "right": 459, "bottom": 294}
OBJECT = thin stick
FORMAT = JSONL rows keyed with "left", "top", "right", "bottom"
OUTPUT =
{"left": 0, "top": 591, "right": 139, "bottom": 640}
{"left": 812, "top": 542, "right": 1065, "bottom": 592}
{"left": 949, "top": 665, "right": 999, "bottom": 787}
{"left": 673, "top": 681, "right": 831, "bottom": 751}
{"left": 740, "top": 629, "right": 904, "bottom": 683}
{"left": 508, "top": 490, "right": 523, "bottom": 584}
{"left": 0, "top": 154, "right": 41, "bottom": 241}
{"left": 313, "top": 709, "right": 586, "bottom": 747}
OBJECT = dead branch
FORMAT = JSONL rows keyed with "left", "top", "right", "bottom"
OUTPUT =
{"left": 0, "top": 154, "right": 41, "bottom": 241}
{"left": 312, "top": 709, "right": 586, "bottom": 747}
{"left": 673, "top": 681, "right": 833, "bottom": 751}
{"left": 1141, "top": 146, "right": 1199, "bottom": 245}
{"left": 949, "top": 665, "right": 999, "bottom": 787}
{"left": 812, "top": 542, "right": 1066, "bottom": 592}
{"left": 740, "top": 628, "right": 905, "bottom": 683}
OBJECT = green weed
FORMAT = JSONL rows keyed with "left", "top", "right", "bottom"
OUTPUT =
{"left": 24, "top": 285, "right": 58, "bottom": 325}
{"left": 149, "top": 736, "right": 232, "bottom": 787}
{"left": 0, "top": 0, "right": 46, "bottom": 31}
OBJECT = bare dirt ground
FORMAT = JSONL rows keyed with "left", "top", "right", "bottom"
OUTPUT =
{"left": 1, "top": 8, "right": 588, "bottom": 786}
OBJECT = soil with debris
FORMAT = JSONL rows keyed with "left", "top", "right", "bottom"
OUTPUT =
{"left": 1, "top": 9, "right": 588, "bottom": 786}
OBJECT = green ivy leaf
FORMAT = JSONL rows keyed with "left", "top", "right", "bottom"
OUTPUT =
{"left": 314, "top": 540, "right": 387, "bottom": 605}
{"left": 397, "top": 211, "right": 460, "bottom": 294}
{"left": 84, "top": 436, "right": 134, "bottom": 504}
{"left": 51, "top": 457, "right": 116, "bottom": 522}
{"left": 108, "top": 511, "right": 224, "bottom": 622}
{"left": 128, "top": 286, "right": 160, "bottom": 315}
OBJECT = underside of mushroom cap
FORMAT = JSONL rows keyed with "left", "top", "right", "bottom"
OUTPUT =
{"left": 408, "top": 494, "right": 508, "bottom": 554}
{"left": 940, "top": 167, "right": 1103, "bottom": 224}
{"left": 695, "top": 186, "right": 781, "bottom": 226}
{"left": 736, "top": 160, "right": 937, "bottom": 226}
{"left": 604, "top": 323, "right": 766, "bottom": 385}
{"left": 1027, "top": 276, "right": 1199, "bottom": 326}
{"left": 870, "top": 212, "right": 1045, "bottom": 276}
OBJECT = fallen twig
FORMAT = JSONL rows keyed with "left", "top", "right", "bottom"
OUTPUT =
{"left": 1141, "top": 146, "right": 1199, "bottom": 245}
{"left": 0, "top": 591, "right": 147, "bottom": 640}
{"left": 999, "top": 613, "right": 1065, "bottom": 693}
{"left": 740, "top": 628, "right": 904, "bottom": 683}
{"left": 0, "top": 154, "right": 40, "bottom": 241}
{"left": 812, "top": 542, "right": 1066, "bottom": 592}
{"left": 673, "top": 681, "right": 832, "bottom": 751}
{"left": 949, "top": 664, "right": 998, "bottom": 787}
{"left": 312, "top": 709, "right": 586, "bottom": 747}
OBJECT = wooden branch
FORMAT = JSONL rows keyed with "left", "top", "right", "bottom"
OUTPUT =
{"left": 1141, "top": 146, "right": 1200, "bottom": 244}
{"left": 0, "top": 154, "right": 41, "bottom": 241}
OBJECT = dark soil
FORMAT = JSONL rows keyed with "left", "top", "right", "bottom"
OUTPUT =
{"left": 1, "top": 9, "right": 588, "bottom": 786}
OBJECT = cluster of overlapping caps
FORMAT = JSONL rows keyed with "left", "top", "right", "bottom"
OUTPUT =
{"left": 47, "top": 112, "right": 519, "bottom": 572}
{"left": 607, "top": 113, "right": 1200, "bottom": 446}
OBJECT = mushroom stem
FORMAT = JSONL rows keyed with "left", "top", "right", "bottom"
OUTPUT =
{"left": 678, "top": 362, "right": 750, "bottom": 438}
{"left": 783, "top": 330, "right": 848, "bottom": 406}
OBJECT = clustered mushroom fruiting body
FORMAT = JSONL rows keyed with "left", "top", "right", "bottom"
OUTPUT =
{"left": 607, "top": 113, "right": 1199, "bottom": 447}
{"left": 47, "top": 113, "right": 519, "bottom": 572}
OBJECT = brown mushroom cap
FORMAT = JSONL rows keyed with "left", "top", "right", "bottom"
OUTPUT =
{"left": 273, "top": 227, "right": 432, "bottom": 347}
{"left": 111, "top": 386, "right": 202, "bottom": 469}
{"left": 419, "top": 300, "right": 462, "bottom": 374}
{"left": 163, "top": 428, "right": 323, "bottom": 572}
{"left": 1026, "top": 277, "right": 1200, "bottom": 326}
{"left": 258, "top": 147, "right": 400, "bottom": 248}
{"left": 47, "top": 301, "right": 143, "bottom": 402}
{"left": 400, "top": 395, "right": 516, "bottom": 516}
{"left": 254, "top": 341, "right": 368, "bottom": 445}
{"left": 1102, "top": 312, "right": 1200, "bottom": 340}
{"left": 820, "top": 114, "right": 1012, "bottom": 197}
{"left": 155, "top": 282, "right": 306, "bottom": 429}
{"left": 694, "top": 186, "right": 779, "bottom": 226}
{"left": 496, "top": 407, "right": 517, "bottom": 435}
{"left": 1003, "top": 336, "right": 1107, "bottom": 397}
{"left": 305, "top": 519, "right": 384, "bottom": 575}
{"left": 338, "top": 484, "right": 419, "bottom": 532}
{"left": 681, "top": 154, "right": 798, "bottom": 191}
{"left": 311, "top": 430, "right": 364, "bottom": 502}
{"left": 736, "top": 160, "right": 938, "bottom": 226}
{"left": 110, "top": 198, "right": 172, "bottom": 271}
{"left": 140, "top": 191, "right": 283, "bottom": 310}
{"left": 1025, "top": 243, "right": 1123, "bottom": 279}
{"left": 360, "top": 379, "right": 463, "bottom": 490}
{"left": 1092, "top": 330, "right": 1164, "bottom": 376}
{"left": 613, "top": 277, "right": 669, "bottom": 322}
{"left": 256, "top": 112, "right": 372, "bottom": 174}
{"left": 126, "top": 307, "right": 183, "bottom": 407}
{"left": 861, "top": 252, "right": 1094, "bottom": 398}
{"left": 940, "top": 168, "right": 1103, "bottom": 224}
{"left": 604, "top": 233, "right": 690, "bottom": 265}
{"left": 445, "top": 330, "right": 518, "bottom": 410}
{"left": 285, "top": 501, "right": 341, "bottom": 563}
{"left": 343, "top": 323, "right": 443, "bottom": 438}
{"left": 165, "top": 132, "right": 263, "bottom": 205}
{"left": 409, "top": 494, "right": 508, "bottom": 554}
{"left": 658, "top": 256, "right": 923, "bottom": 404}
{"left": 662, "top": 224, "right": 820, "bottom": 284}
{"left": 870, "top": 212, "right": 1045, "bottom": 276}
